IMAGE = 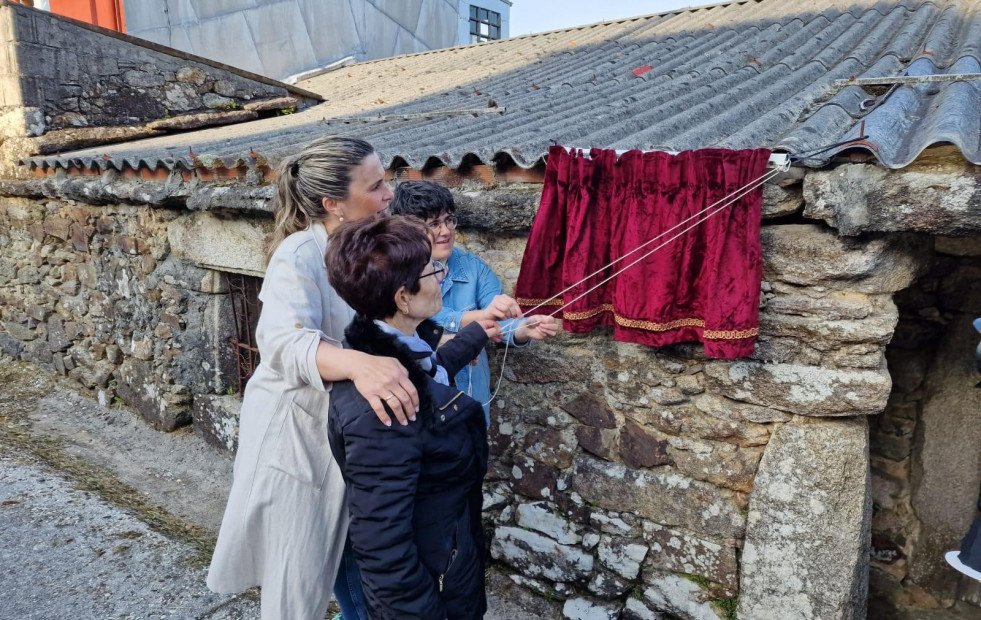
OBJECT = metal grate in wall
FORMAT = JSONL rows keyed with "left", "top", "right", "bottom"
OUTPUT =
{"left": 227, "top": 272, "right": 262, "bottom": 395}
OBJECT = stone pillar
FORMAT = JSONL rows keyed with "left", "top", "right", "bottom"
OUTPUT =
{"left": 737, "top": 416, "right": 872, "bottom": 620}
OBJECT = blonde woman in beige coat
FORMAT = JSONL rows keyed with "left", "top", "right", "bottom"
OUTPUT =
{"left": 206, "top": 136, "right": 418, "bottom": 620}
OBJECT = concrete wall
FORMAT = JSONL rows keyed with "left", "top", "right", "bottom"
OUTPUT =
{"left": 124, "top": 0, "right": 482, "bottom": 81}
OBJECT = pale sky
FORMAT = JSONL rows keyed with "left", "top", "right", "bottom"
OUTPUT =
{"left": 509, "top": 1, "right": 714, "bottom": 37}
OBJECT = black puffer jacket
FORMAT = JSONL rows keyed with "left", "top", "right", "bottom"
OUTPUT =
{"left": 328, "top": 316, "right": 489, "bottom": 620}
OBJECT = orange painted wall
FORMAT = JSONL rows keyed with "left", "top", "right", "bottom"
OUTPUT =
{"left": 48, "top": 0, "right": 126, "bottom": 33}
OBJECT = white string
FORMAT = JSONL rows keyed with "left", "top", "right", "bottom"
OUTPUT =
{"left": 518, "top": 166, "right": 782, "bottom": 318}
{"left": 482, "top": 330, "right": 512, "bottom": 406}
{"left": 497, "top": 166, "right": 781, "bottom": 339}
{"left": 482, "top": 164, "right": 781, "bottom": 408}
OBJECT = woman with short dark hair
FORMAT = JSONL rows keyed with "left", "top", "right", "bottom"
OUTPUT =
{"left": 326, "top": 215, "right": 496, "bottom": 619}
{"left": 208, "top": 136, "right": 415, "bottom": 620}
{"left": 389, "top": 180, "right": 558, "bottom": 424}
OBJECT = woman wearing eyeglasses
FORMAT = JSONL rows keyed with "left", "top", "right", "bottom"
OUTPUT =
{"left": 325, "top": 216, "right": 498, "bottom": 619}
{"left": 389, "top": 181, "right": 559, "bottom": 424}
{"left": 208, "top": 136, "right": 417, "bottom": 620}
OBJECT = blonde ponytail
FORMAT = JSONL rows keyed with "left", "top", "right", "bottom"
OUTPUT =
{"left": 266, "top": 136, "right": 376, "bottom": 263}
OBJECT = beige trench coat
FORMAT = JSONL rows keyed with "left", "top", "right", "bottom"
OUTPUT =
{"left": 207, "top": 223, "right": 355, "bottom": 620}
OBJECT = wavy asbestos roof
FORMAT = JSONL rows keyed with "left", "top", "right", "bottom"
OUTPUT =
{"left": 26, "top": 0, "right": 981, "bottom": 173}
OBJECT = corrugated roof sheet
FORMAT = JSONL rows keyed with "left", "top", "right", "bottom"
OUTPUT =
{"left": 26, "top": 0, "right": 981, "bottom": 173}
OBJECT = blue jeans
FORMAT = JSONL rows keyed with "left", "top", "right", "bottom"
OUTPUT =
{"left": 333, "top": 540, "right": 368, "bottom": 620}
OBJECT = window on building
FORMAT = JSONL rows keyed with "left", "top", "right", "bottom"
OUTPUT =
{"left": 469, "top": 5, "right": 501, "bottom": 43}
{"left": 226, "top": 272, "right": 262, "bottom": 395}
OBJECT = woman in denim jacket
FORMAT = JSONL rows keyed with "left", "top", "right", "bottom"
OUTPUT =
{"left": 389, "top": 181, "right": 558, "bottom": 424}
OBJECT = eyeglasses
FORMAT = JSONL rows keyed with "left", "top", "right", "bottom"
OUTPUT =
{"left": 425, "top": 215, "right": 457, "bottom": 232}
{"left": 418, "top": 259, "right": 446, "bottom": 283}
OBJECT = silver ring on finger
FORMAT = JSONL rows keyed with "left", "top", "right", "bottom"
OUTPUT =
{"left": 384, "top": 393, "right": 397, "bottom": 401}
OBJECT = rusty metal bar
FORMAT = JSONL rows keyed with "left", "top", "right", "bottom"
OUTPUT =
{"left": 226, "top": 272, "right": 263, "bottom": 395}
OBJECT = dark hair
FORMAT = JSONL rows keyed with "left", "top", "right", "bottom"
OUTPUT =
{"left": 389, "top": 180, "right": 456, "bottom": 221}
{"left": 267, "top": 136, "right": 376, "bottom": 263}
{"left": 326, "top": 216, "right": 432, "bottom": 319}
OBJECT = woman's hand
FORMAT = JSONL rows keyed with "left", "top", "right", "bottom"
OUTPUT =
{"left": 348, "top": 352, "right": 420, "bottom": 426}
{"left": 477, "top": 319, "right": 503, "bottom": 343}
{"left": 481, "top": 295, "right": 522, "bottom": 322}
{"left": 514, "top": 315, "right": 559, "bottom": 343}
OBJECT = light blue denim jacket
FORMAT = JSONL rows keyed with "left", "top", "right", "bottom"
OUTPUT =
{"left": 431, "top": 247, "right": 527, "bottom": 423}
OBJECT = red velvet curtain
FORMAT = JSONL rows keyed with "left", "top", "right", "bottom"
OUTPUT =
{"left": 515, "top": 146, "right": 771, "bottom": 359}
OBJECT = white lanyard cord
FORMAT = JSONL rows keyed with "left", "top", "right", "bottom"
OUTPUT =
{"left": 498, "top": 166, "right": 781, "bottom": 339}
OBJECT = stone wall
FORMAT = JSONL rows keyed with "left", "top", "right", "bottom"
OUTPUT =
{"left": 465, "top": 218, "right": 916, "bottom": 619}
{"left": 0, "top": 195, "right": 239, "bottom": 431}
{"left": 1, "top": 151, "right": 979, "bottom": 619}
{"left": 0, "top": 3, "right": 318, "bottom": 177}
{"left": 1, "top": 3, "right": 313, "bottom": 137}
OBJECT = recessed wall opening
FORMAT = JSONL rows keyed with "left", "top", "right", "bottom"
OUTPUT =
{"left": 871, "top": 236, "right": 981, "bottom": 616}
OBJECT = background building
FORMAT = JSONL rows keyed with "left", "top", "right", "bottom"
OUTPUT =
{"left": 29, "top": 0, "right": 512, "bottom": 80}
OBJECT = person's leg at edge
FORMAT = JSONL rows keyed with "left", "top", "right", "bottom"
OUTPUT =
{"left": 332, "top": 538, "right": 369, "bottom": 620}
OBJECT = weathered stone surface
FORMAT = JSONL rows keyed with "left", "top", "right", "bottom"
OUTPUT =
{"left": 586, "top": 569, "right": 632, "bottom": 598}
{"left": 758, "top": 300, "right": 897, "bottom": 350}
{"left": 640, "top": 572, "right": 726, "bottom": 620}
{"left": 562, "top": 597, "right": 620, "bottom": 620}
{"left": 242, "top": 96, "right": 299, "bottom": 112}
{"left": 749, "top": 335, "right": 820, "bottom": 366}
{"left": 620, "top": 421, "right": 672, "bottom": 469}
{"left": 642, "top": 521, "right": 739, "bottom": 593}
{"left": 938, "top": 265, "right": 981, "bottom": 314}
{"left": 762, "top": 182, "right": 804, "bottom": 218}
{"left": 516, "top": 502, "right": 581, "bottom": 545}
{"left": 570, "top": 455, "right": 745, "bottom": 541}
{"left": 622, "top": 596, "right": 666, "bottom": 620}
{"left": 146, "top": 109, "right": 257, "bottom": 131}
{"left": 490, "top": 527, "right": 594, "bottom": 583}
{"left": 692, "top": 393, "right": 792, "bottom": 424}
{"left": 523, "top": 427, "right": 577, "bottom": 469}
{"left": 114, "top": 359, "right": 190, "bottom": 431}
{"left": 597, "top": 535, "right": 648, "bottom": 580}
{"left": 762, "top": 224, "right": 927, "bottom": 294}
{"left": 3, "top": 320, "right": 36, "bottom": 341}
{"left": 935, "top": 237, "right": 981, "bottom": 257}
{"left": 638, "top": 403, "right": 772, "bottom": 447}
{"left": 589, "top": 512, "right": 636, "bottom": 537}
{"left": 511, "top": 453, "right": 559, "bottom": 501}
{"left": 738, "top": 416, "right": 871, "bottom": 620}
{"left": 166, "top": 212, "right": 270, "bottom": 277}
{"left": 504, "top": 348, "right": 591, "bottom": 384}
{"left": 667, "top": 438, "right": 762, "bottom": 493}
{"left": 174, "top": 65, "right": 206, "bottom": 84}
{"left": 803, "top": 158, "right": 981, "bottom": 236}
{"left": 42, "top": 216, "right": 71, "bottom": 240}
{"left": 76, "top": 262, "right": 97, "bottom": 289}
{"left": 0, "top": 333, "right": 25, "bottom": 357}
{"left": 764, "top": 289, "right": 879, "bottom": 320}
{"left": 453, "top": 188, "right": 542, "bottom": 233}
{"left": 908, "top": 316, "right": 981, "bottom": 604}
{"left": 191, "top": 394, "right": 241, "bottom": 453}
{"left": 575, "top": 425, "right": 618, "bottom": 461}
{"left": 703, "top": 360, "right": 891, "bottom": 417}
{"left": 561, "top": 391, "right": 617, "bottom": 429}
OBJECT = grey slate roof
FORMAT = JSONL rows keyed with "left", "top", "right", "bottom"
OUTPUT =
{"left": 27, "top": 0, "right": 981, "bottom": 173}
